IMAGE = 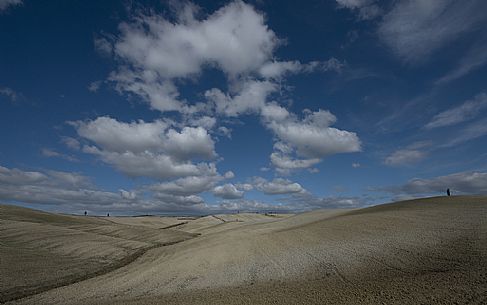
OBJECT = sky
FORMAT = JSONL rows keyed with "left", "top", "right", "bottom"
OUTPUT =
{"left": 1, "top": 0, "right": 487, "bottom": 215}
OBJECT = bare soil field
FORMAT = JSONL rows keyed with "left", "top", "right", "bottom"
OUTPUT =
{"left": 2, "top": 196, "right": 486, "bottom": 304}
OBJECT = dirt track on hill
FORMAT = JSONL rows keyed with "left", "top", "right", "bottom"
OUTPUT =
{"left": 2, "top": 196, "right": 487, "bottom": 304}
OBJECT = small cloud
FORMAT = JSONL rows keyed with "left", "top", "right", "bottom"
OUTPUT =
{"left": 120, "top": 189, "right": 136, "bottom": 200}
{"left": 93, "top": 36, "right": 113, "bottom": 56}
{"left": 0, "top": 0, "right": 22, "bottom": 11}
{"left": 384, "top": 141, "right": 431, "bottom": 167}
{"left": 61, "top": 137, "right": 81, "bottom": 150}
{"left": 0, "top": 86, "right": 19, "bottom": 102}
{"left": 212, "top": 183, "right": 244, "bottom": 199}
{"left": 41, "top": 148, "right": 79, "bottom": 162}
{"left": 253, "top": 177, "right": 305, "bottom": 195}
{"left": 336, "top": 0, "right": 382, "bottom": 21}
{"left": 88, "top": 81, "right": 102, "bottom": 93}
{"left": 352, "top": 162, "right": 361, "bottom": 168}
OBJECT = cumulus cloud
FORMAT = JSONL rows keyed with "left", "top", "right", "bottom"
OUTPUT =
{"left": 252, "top": 177, "right": 305, "bottom": 195}
{"left": 0, "top": 165, "right": 211, "bottom": 214}
{"left": 0, "top": 0, "right": 22, "bottom": 11}
{"left": 206, "top": 80, "right": 278, "bottom": 117}
{"left": 267, "top": 109, "right": 360, "bottom": 158}
{"left": 0, "top": 165, "right": 119, "bottom": 208}
{"left": 120, "top": 189, "right": 136, "bottom": 200}
{"left": 149, "top": 174, "right": 227, "bottom": 197}
{"left": 218, "top": 199, "right": 282, "bottom": 211}
{"left": 425, "top": 93, "right": 487, "bottom": 129}
{"left": 380, "top": 171, "right": 487, "bottom": 196}
{"left": 212, "top": 183, "right": 244, "bottom": 199}
{"left": 72, "top": 117, "right": 170, "bottom": 153}
{"left": 72, "top": 116, "right": 218, "bottom": 180}
{"left": 83, "top": 146, "right": 217, "bottom": 180}
{"left": 104, "top": 1, "right": 279, "bottom": 112}
{"left": 263, "top": 108, "right": 360, "bottom": 173}
{"left": 378, "top": 0, "right": 487, "bottom": 63}
{"left": 270, "top": 153, "right": 321, "bottom": 174}
{"left": 91, "top": 1, "right": 360, "bottom": 178}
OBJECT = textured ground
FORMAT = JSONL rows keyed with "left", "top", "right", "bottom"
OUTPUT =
{"left": 2, "top": 196, "right": 486, "bottom": 304}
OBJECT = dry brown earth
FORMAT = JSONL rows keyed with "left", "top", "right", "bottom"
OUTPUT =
{"left": 2, "top": 196, "right": 486, "bottom": 304}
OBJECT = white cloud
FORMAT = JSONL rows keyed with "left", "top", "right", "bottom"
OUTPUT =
{"left": 88, "top": 80, "right": 102, "bottom": 92}
{"left": 120, "top": 189, "right": 136, "bottom": 200}
{"left": 267, "top": 109, "right": 360, "bottom": 159}
{"left": 41, "top": 148, "right": 78, "bottom": 162}
{"left": 72, "top": 116, "right": 218, "bottom": 180}
{"left": 270, "top": 153, "right": 321, "bottom": 174}
{"left": 0, "top": 165, "right": 210, "bottom": 213}
{"left": 378, "top": 0, "right": 487, "bottom": 62}
{"left": 384, "top": 141, "right": 431, "bottom": 167}
{"left": 164, "top": 126, "right": 217, "bottom": 160}
{"left": 212, "top": 183, "right": 244, "bottom": 199}
{"left": 425, "top": 93, "right": 487, "bottom": 129}
{"left": 105, "top": 1, "right": 279, "bottom": 112}
{"left": 0, "top": 86, "right": 18, "bottom": 102}
{"left": 218, "top": 199, "right": 279, "bottom": 211}
{"left": 442, "top": 118, "right": 487, "bottom": 147}
{"left": 109, "top": 68, "right": 183, "bottom": 112}
{"left": 114, "top": 1, "right": 278, "bottom": 78}
{"left": 352, "top": 162, "right": 361, "bottom": 168}
{"left": 235, "top": 183, "right": 253, "bottom": 191}
{"left": 436, "top": 37, "right": 487, "bottom": 84}
{"left": 73, "top": 116, "right": 169, "bottom": 153}
{"left": 90, "top": 1, "right": 361, "bottom": 179}
{"left": 94, "top": 36, "right": 113, "bottom": 56}
{"left": 253, "top": 177, "right": 305, "bottom": 195}
{"left": 0, "top": 0, "right": 21, "bottom": 11}
{"left": 262, "top": 108, "right": 360, "bottom": 173}
{"left": 206, "top": 80, "right": 277, "bottom": 117}
{"left": 186, "top": 115, "right": 217, "bottom": 130}
{"left": 258, "top": 57, "right": 345, "bottom": 79}
{"left": 381, "top": 171, "right": 487, "bottom": 195}
{"left": 61, "top": 137, "right": 81, "bottom": 150}
{"left": 336, "top": 0, "right": 382, "bottom": 20}
{"left": 83, "top": 145, "right": 217, "bottom": 180}
{"left": 150, "top": 174, "right": 224, "bottom": 197}
{"left": 152, "top": 193, "right": 205, "bottom": 207}
{"left": 384, "top": 149, "right": 426, "bottom": 166}
{"left": 283, "top": 191, "right": 364, "bottom": 210}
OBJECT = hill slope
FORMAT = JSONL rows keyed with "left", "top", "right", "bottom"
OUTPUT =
{"left": 0, "top": 205, "right": 196, "bottom": 302}
{"left": 3, "top": 196, "right": 487, "bottom": 305}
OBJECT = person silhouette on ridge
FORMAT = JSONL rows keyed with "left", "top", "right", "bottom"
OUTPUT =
{"left": 446, "top": 188, "right": 451, "bottom": 196}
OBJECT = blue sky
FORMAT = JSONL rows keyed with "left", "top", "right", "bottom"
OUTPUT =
{"left": 1, "top": 0, "right": 487, "bottom": 215}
